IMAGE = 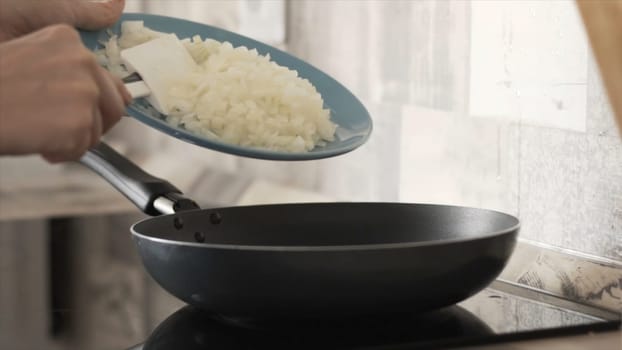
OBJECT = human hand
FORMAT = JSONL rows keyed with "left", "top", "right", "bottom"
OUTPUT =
{"left": 0, "top": 0, "right": 125, "bottom": 42}
{"left": 0, "top": 24, "right": 131, "bottom": 162}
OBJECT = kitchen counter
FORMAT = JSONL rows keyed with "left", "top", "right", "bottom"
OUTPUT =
{"left": 0, "top": 155, "right": 136, "bottom": 221}
{"left": 0, "top": 150, "right": 249, "bottom": 221}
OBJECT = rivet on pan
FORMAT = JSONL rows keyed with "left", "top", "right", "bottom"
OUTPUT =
{"left": 173, "top": 217, "right": 183, "bottom": 230}
{"left": 209, "top": 212, "right": 222, "bottom": 225}
{"left": 194, "top": 232, "right": 206, "bottom": 243}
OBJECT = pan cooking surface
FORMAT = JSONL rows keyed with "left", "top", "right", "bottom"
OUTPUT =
{"left": 132, "top": 203, "right": 519, "bottom": 248}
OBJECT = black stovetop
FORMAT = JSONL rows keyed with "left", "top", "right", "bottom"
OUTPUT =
{"left": 123, "top": 287, "right": 620, "bottom": 350}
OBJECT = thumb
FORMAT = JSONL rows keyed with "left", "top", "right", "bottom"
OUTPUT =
{"left": 73, "top": 0, "right": 126, "bottom": 30}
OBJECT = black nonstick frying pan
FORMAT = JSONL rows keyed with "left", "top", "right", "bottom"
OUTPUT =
{"left": 80, "top": 143, "right": 520, "bottom": 321}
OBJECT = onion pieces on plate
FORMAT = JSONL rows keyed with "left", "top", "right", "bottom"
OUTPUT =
{"left": 96, "top": 21, "right": 337, "bottom": 153}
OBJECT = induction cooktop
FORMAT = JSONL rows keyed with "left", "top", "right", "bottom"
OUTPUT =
{"left": 122, "top": 283, "right": 620, "bottom": 350}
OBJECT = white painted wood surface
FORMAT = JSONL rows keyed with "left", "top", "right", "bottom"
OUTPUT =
{"left": 285, "top": 0, "right": 622, "bottom": 262}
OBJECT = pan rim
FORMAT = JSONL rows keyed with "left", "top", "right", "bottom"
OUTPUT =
{"left": 130, "top": 202, "right": 521, "bottom": 252}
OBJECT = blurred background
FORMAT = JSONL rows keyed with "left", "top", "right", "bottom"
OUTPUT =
{"left": 0, "top": 1, "right": 620, "bottom": 349}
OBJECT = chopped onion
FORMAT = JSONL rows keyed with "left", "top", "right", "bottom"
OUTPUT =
{"left": 97, "top": 21, "right": 336, "bottom": 152}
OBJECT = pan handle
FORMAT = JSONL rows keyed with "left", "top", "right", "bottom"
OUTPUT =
{"left": 79, "top": 142, "right": 200, "bottom": 216}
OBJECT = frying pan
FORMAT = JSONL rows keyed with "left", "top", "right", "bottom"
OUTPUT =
{"left": 80, "top": 143, "right": 519, "bottom": 321}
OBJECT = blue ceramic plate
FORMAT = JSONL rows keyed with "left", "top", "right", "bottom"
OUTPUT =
{"left": 79, "top": 13, "right": 372, "bottom": 161}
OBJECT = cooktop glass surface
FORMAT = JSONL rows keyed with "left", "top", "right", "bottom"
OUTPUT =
{"left": 118, "top": 288, "right": 619, "bottom": 350}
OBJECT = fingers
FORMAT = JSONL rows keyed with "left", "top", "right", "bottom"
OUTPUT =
{"left": 42, "top": 151, "right": 83, "bottom": 164}
{"left": 41, "top": 153, "right": 67, "bottom": 164}
{"left": 93, "top": 64, "right": 127, "bottom": 133}
{"left": 73, "top": 0, "right": 126, "bottom": 30}
{"left": 113, "top": 73, "right": 133, "bottom": 106}
{"left": 1, "top": 22, "right": 129, "bottom": 163}
{"left": 41, "top": 125, "right": 94, "bottom": 163}
{"left": 43, "top": 51, "right": 127, "bottom": 163}
{"left": 0, "top": 0, "right": 125, "bottom": 42}
{"left": 90, "top": 104, "right": 103, "bottom": 148}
